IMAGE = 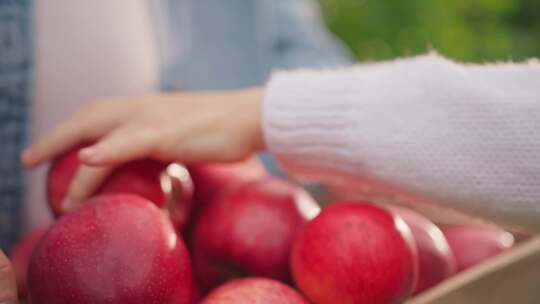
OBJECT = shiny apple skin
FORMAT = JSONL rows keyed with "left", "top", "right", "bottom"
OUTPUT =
{"left": 291, "top": 202, "right": 418, "bottom": 304}
{"left": 192, "top": 178, "right": 320, "bottom": 290}
{"left": 201, "top": 278, "right": 308, "bottom": 304}
{"left": 47, "top": 147, "right": 194, "bottom": 231}
{"left": 389, "top": 206, "right": 456, "bottom": 294}
{"left": 187, "top": 158, "right": 267, "bottom": 213}
{"left": 28, "top": 194, "right": 193, "bottom": 304}
{"left": 440, "top": 224, "right": 514, "bottom": 272}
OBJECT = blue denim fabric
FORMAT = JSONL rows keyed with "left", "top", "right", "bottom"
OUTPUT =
{"left": 0, "top": 0, "right": 32, "bottom": 251}
{"left": 156, "top": 0, "right": 351, "bottom": 91}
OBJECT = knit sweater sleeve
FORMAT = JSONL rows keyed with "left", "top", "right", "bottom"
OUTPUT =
{"left": 262, "top": 53, "right": 540, "bottom": 230}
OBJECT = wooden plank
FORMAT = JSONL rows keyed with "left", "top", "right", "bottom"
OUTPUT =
{"left": 408, "top": 237, "right": 540, "bottom": 304}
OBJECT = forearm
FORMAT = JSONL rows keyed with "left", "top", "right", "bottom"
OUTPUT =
{"left": 262, "top": 54, "right": 540, "bottom": 231}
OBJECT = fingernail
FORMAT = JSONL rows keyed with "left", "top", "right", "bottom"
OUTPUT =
{"left": 61, "top": 197, "right": 76, "bottom": 212}
{"left": 79, "top": 146, "right": 99, "bottom": 162}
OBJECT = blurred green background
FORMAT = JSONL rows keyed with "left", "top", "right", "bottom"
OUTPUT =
{"left": 319, "top": 0, "right": 540, "bottom": 62}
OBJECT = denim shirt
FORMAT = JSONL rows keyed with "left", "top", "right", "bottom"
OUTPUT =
{"left": 0, "top": 0, "right": 350, "bottom": 251}
{"left": 155, "top": 0, "right": 351, "bottom": 91}
{"left": 0, "top": 0, "right": 32, "bottom": 251}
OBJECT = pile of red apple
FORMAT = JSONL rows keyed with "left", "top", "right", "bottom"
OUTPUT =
{"left": 9, "top": 147, "right": 516, "bottom": 304}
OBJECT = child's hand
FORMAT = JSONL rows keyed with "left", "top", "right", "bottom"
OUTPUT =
{"left": 22, "top": 88, "right": 264, "bottom": 211}
{"left": 0, "top": 250, "right": 17, "bottom": 304}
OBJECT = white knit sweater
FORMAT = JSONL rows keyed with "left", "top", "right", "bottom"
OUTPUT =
{"left": 263, "top": 54, "right": 540, "bottom": 231}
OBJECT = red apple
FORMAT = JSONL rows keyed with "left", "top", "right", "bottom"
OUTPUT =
{"left": 192, "top": 178, "right": 320, "bottom": 290}
{"left": 200, "top": 278, "right": 308, "bottom": 304}
{"left": 191, "top": 278, "right": 204, "bottom": 304}
{"left": 389, "top": 206, "right": 456, "bottom": 294}
{"left": 28, "top": 194, "right": 193, "bottom": 304}
{"left": 291, "top": 202, "right": 418, "bottom": 304}
{"left": 47, "top": 146, "right": 193, "bottom": 231}
{"left": 9, "top": 227, "right": 49, "bottom": 299}
{"left": 440, "top": 224, "right": 514, "bottom": 272}
{"left": 188, "top": 158, "right": 267, "bottom": 212}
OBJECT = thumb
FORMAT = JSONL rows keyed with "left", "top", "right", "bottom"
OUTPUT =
{"left": 62, "top": 165, "right": 115, "bottom": 212}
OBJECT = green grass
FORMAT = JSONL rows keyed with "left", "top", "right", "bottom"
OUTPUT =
{"left": 319, "top": 0, "right": 540, "bottom": 62}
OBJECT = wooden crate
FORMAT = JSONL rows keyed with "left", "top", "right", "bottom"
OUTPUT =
{"left": 409, "top": 236, "right": 540, "bottom": 304}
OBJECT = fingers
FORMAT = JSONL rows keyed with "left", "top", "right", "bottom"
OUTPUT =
{"left": 62, "top": 165, "right": 115, "bottom": 212}
{"left": 79, "top": 125, "right": 160, "bottom": 166}
{"left": 62, "top": 125, "right": 162, "bottom": 211}
{"left": 0, "top": 250, "right": 17, "bottom": 304}
{"left": 21, "top": 101, "right": 127, "bottom": 168}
